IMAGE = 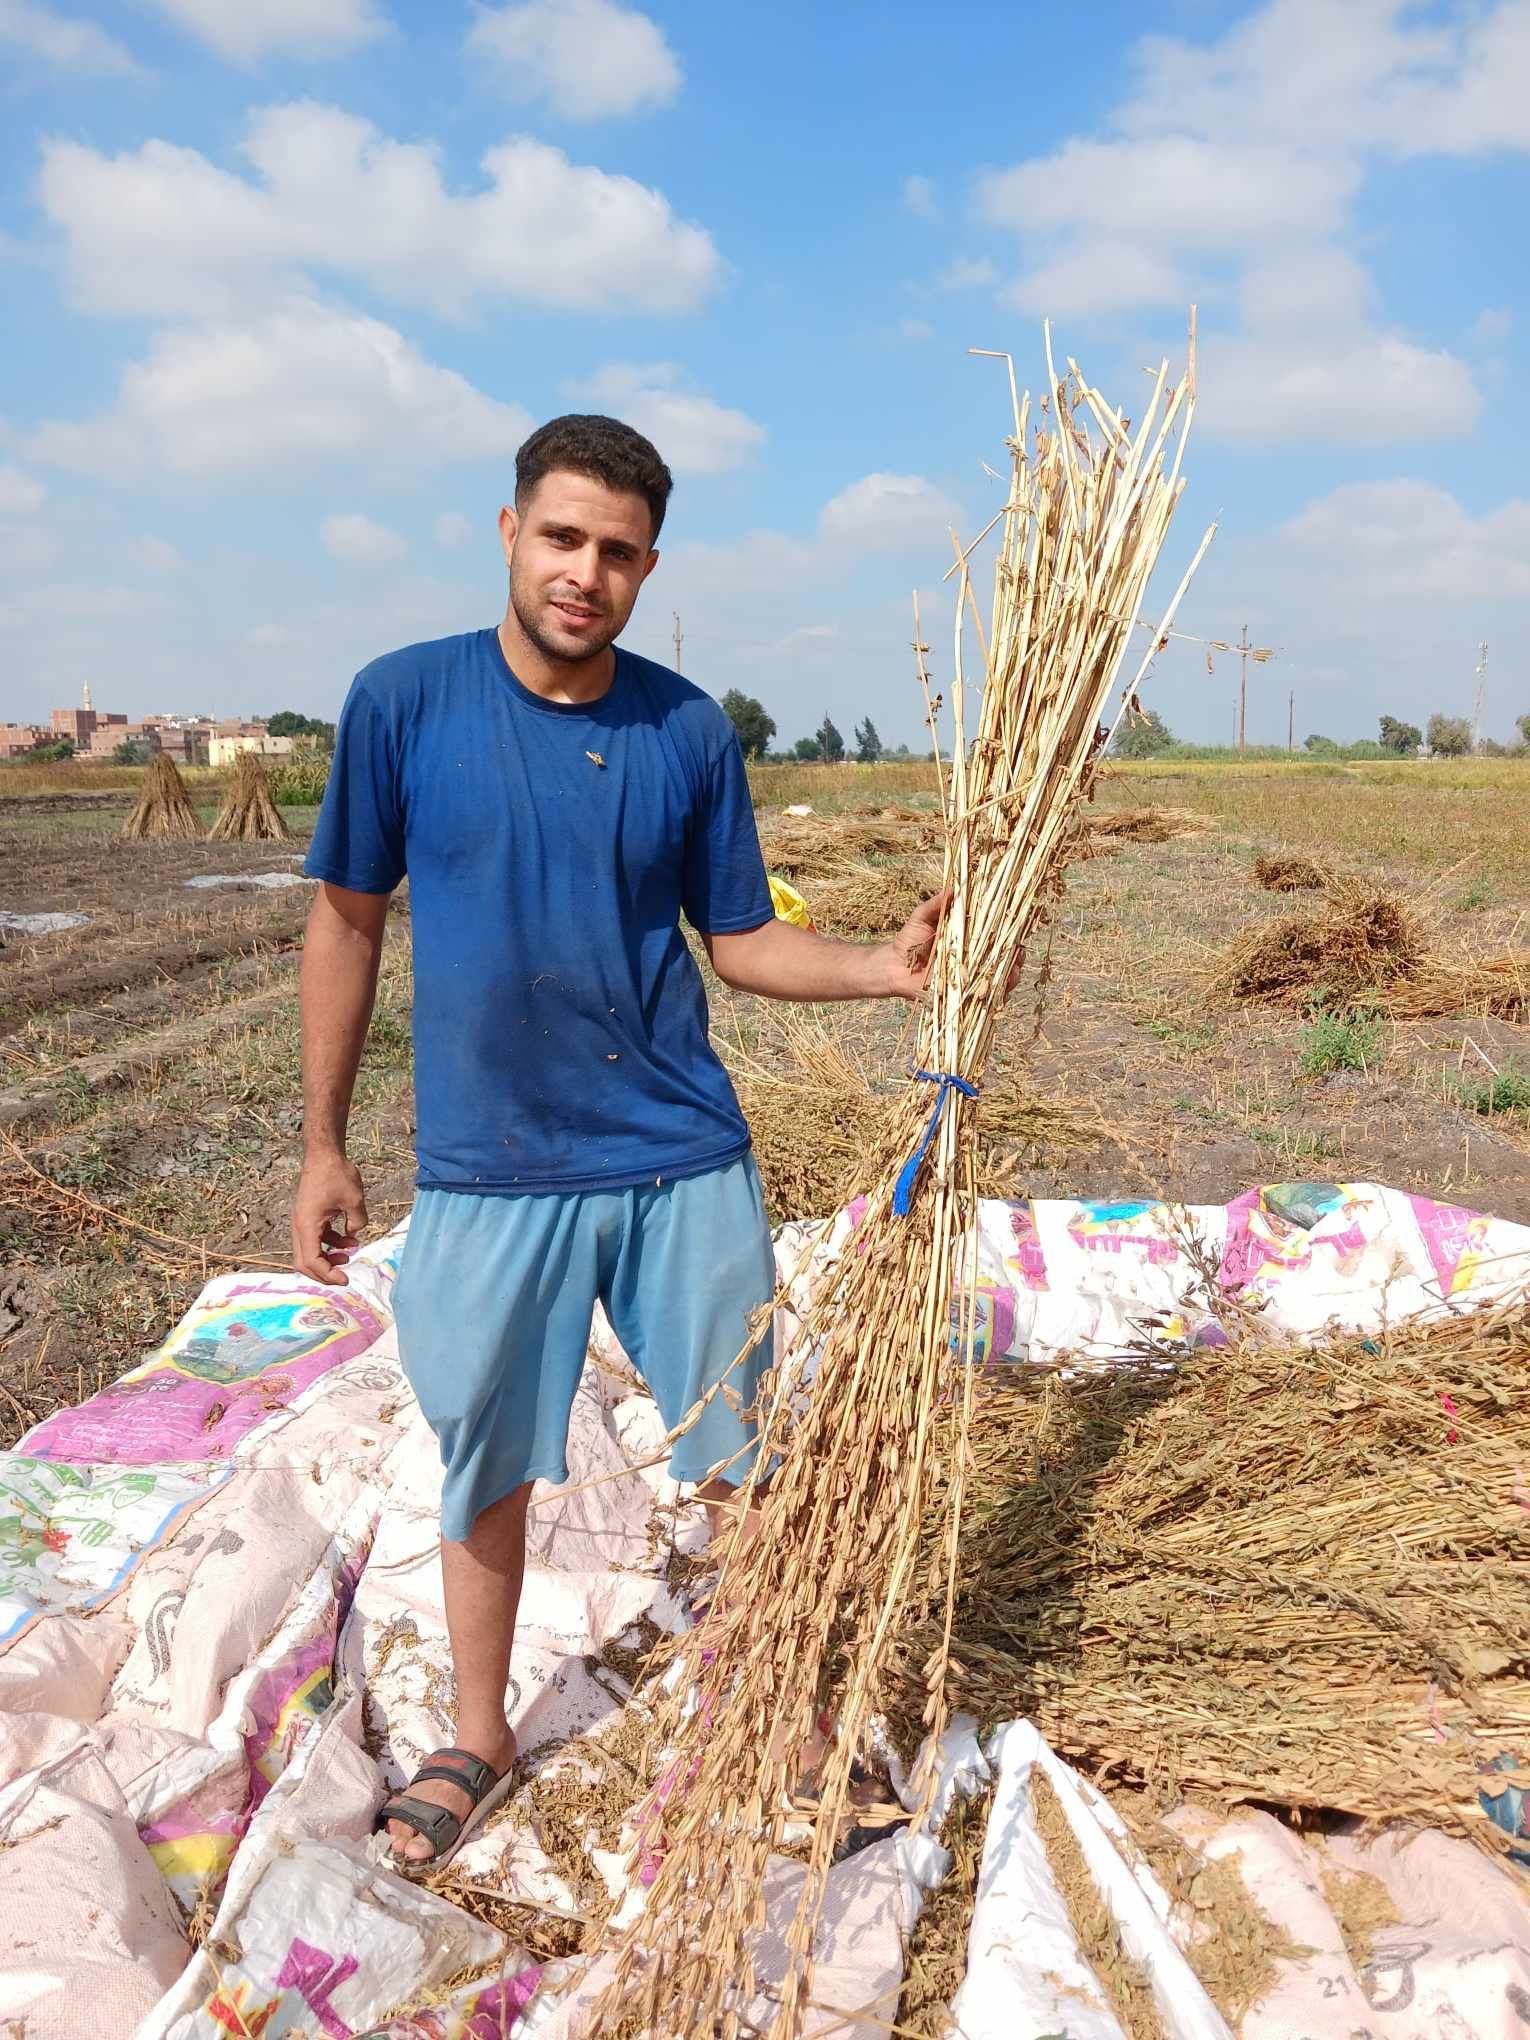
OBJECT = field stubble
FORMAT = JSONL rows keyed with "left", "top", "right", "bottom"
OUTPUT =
{"left": 0, "top": 758, "right": 1528, "bottom": 1443}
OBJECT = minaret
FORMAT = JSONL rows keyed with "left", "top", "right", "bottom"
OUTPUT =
{"left": 83, "top": 680, "right": 93, "bottom": 712}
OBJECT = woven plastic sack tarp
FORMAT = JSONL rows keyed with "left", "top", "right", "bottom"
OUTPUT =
{"left": 0, "top": 1179, "right": 1527, "bottom": 2036}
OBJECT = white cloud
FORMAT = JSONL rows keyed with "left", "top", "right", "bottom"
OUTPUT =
{"left": 135, "top": 536, "right": 185, "bottom": 572}
{"left": 625, "top": 528, "right": 957, "bottom": 749}
{"left": 143, "top": 0, "right": 385, "bottom": 63}
{"left": 1234, "top": 244, "right": 1374, "bottom": 336}
{"left": 0, "top": 0, "right": 146, "bottom": 75}
{"left": 434, "top": 510, "right": 474, "bottom": 551}
{"left": 1124, "top": 0, "right": 1530, "bottom": 158}
{"left": 39, "top": 103, "right": 722, "bottom": 321}
{"left": 566, "top": 364, "right": 765, "bottom": 475}
{"left": 1203, "top": 332, "right": 1481, "bottom": 445}
{"left": 979, "top": 136, "right": 1353, "bottom": 253}
{"left": 466, "top": 0, "right": 681, "bottom": 120}
{"left": 1280, "top": 480, "right": 1530, "bottom": 600}
{"left": 933, "top": 256, "right": 997, "bottom": 293}
{"left": 248, "top": 623, "right": 291, "bottom": 647}
{"left": 0, "top": 464, "right": 46, "bottom": 515}
{"left": 29, "top": 297, "right": 533, "bottom": 478}
{"left": 818, "top": 473, "right": 960, "bottom": 552}
{"left": 1471, "top": 307, "right": 1514, "bottom": 347}
{"left": 1004, "top": 241, "right": 1183, "bottom": 318}
{"left": 322, "top": 512, "right": 408, "bottom": 565}
{"left": 894, "top": 317, "right": 935, "bottom": 343}
{"left": 966, "top": 1, "right": 1529, "bottom": 445}
{"left": 902, "top": 174, "right": 938, "bottom": 221}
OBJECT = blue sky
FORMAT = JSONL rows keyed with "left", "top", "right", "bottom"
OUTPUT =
{"left": 1, "top": 0, "right": 1526, "bottom": 748}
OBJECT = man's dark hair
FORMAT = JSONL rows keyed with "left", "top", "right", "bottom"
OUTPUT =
{"left": 514, "top": 414, "right": 674, "bottom": 543}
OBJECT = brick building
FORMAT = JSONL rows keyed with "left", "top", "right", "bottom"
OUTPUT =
{"left": 84, "top": 721, "right": 162, "bottom": 759}
{"left": 0, "top": 724, "right": 50, "bottom": 760}
{"left": 22, "top": 688, "right": 281, "bottom": 766}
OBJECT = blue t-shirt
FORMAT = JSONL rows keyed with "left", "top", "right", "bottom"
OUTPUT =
{"left": 304, "top": 628, "right": 772, "bottom": 1195}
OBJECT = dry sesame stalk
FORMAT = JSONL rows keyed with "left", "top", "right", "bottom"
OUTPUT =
{"left": 594, "top": 321, "right": 1213, "bottom": 2039}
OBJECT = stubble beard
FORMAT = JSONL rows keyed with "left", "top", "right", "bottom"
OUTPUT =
{"left": 509, "top": 568, "right": 623, "bottom": 666}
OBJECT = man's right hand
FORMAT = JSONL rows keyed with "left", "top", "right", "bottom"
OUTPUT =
{"left": 292, "top": 1151, "right": 370, "bottom": 1286}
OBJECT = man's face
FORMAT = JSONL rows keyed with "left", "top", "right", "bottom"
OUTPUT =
{"left": 502, "top": 471, "right": 659, "bottom": 664}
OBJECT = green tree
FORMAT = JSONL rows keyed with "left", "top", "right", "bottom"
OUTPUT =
{"left": 816, "top": 714, "right": 846, "bottom": 763}
{"left": 1378, "top": 715, "right": 1422, "bottom": 755}
{"left": 1427, "top": 713, "right": 1471, "bottom": 757}
{"left": 853, "top": 716, "right": 883, "bottom": 764}
{"left": 1304, "top": 733, "right": 1340, "bottom": 755}
{"left": 30, "top": 738, "right": 75, "bottom": 761}
{"left": 1515, "top": 712, "right": 1530, "bottom": 750}
{"left": 792, "top": 735, "right": 823, "bottom": 761}
{"left": 719, "top": 689, "right": 776, "bottom": 759}
{"left": 112, "top": 738, "right": 152, "bottom": 765}
{"left": 1111, "top": 708, "right": 1176, "bottom": 759}
{"left": 266, "top": 710, "right": 337, "bottom": 742}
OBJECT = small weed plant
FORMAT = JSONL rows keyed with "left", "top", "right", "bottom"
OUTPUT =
{"left": 1298, "top": 1001, "right": 1383, "bottom": 1078}
{"left": 1455, "top": 1061, "right": 1530, "bottom": 1117}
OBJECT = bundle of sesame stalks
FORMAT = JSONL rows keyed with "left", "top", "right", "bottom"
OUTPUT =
{"left": 597, "top": 327, "right": 1213, "bottom": 2038}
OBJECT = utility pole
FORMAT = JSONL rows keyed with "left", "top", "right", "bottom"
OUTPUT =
{"left": 1231, "top": 622, "right": 1276, "bottom": 752}
{"left": 1287, "top": 689, "right": 1294, "bottom": 753}
{"left": 672, "top": 612, "right": 684, "bottom": 675}
{"left": 1471, "top": 640, "right": 1488, "bottom": 751}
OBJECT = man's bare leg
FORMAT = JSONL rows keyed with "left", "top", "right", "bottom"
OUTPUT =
{"left": 384, "top": 1482, "right": 529, "bottom": 1863}
{"left": 696, "top": 1474, "right": 754, "bottom": 1548}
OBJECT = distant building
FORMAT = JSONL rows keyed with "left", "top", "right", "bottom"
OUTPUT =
{"left": 208, "top": 732, "right": 293, "bottom": 767}
{"left": 0, "top": 723, "right": 50, "bottom": 759}
{"left": 51, "top": 706, "right": 97, "bottom": 747}
{"left": 35, "top": 686, "right": 281, "bottom": 765}
{"left": 142, "top": 715, "right": 215, "bottom": 765}
{"left": 83, "top": 721, "right": 163, "bottom": 760}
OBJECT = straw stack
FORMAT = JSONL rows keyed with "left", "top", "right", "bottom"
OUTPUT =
{"left": 122, "top": 753, "right": 203, "bottom": 840}
{"left": 1380, "top": 952, "right": 1530, "bottom": 1021}
{"left": 209, "top": 749, "right": 292, "bottom": 842}
{"left": 1216, "top": 883, "right": 1424, "bottom": 1005}
{"left": 889, "top": 1298, "right": 1530, "bottom": 1856}
{"left": 1217, "top": 882, "right": 1530, "bottom": 1019}
{"left": 1252, "top": 851, "right": 1329, "bottom": 891}
{"left": 1086, "top": 805, "right": 1209, "bottom": 844}
{"left": 597, "top": 327, "right": 1211, "bottom": 2038}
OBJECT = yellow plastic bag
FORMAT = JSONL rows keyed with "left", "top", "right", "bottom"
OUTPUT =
{"left": 767, "top": 873, "right": 814, "bottom": 931}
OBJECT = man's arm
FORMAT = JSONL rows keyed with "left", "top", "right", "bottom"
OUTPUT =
{"left": 702, "top": 892, "right": 947, "bottom": 1003}
{"left": 291, "top": 881, "right": 391, "bottom": 1285}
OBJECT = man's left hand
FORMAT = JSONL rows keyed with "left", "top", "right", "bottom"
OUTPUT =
{"left": 874, "top": 889, "right": 951, "bottom": 999}
{"left": 873, "top": 889, "right": 1022, "bottom": 1002}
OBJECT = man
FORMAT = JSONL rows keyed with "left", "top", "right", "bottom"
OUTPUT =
{"left": 293, "top": 414, "right": 942, "bottom": 1871}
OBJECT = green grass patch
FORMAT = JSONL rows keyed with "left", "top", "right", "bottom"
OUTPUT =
{"left": 1455, "top": 1062, "right": 1530, "bottom": 1117}
{"left": 1141, "top": 1015, "right": 1218, "bottom": 1055}
{"left": 1297, "top": 1003, "right": 1383, "bottom": 1079}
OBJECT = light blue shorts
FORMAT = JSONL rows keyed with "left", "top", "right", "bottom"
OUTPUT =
{"left": 392, "top": 1155, "right": 776, "bottom": 1541}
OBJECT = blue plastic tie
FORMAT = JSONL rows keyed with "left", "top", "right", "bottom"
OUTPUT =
{"left": 892, "top": 1069, "right": 979, "bottom": 1216}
